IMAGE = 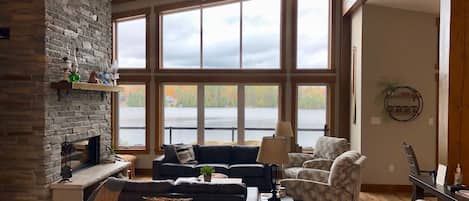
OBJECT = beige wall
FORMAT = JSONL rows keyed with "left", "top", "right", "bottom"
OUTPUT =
{"left": 350, "top": 7, "right": 363, "bottom": 153}
{"left": 352, "top": 5, "right": 438, "bottom": 184}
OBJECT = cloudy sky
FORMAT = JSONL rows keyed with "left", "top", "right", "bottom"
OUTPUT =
{"left": 117, "top": 0, "right": 329, "bottom": 69}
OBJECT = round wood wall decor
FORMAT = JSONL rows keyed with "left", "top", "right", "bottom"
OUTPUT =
{"left": 384, "top": 86, "right": 423, "bottom": 122}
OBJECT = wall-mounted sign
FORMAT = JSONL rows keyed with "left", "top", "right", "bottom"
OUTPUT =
{"left": 384, "top": 86, "right": 423, "bottom": 122}
{"left": 0, "top": 27, "right": 10, "bottom": 40}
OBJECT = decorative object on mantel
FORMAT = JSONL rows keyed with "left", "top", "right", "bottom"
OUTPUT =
{"left": 60, "top": 140, "right": 74, "bottom": 183}
{"left": 0, "top": 27, "right": 10, "bottom": 40}
{"left": 88, "top": 71, "right": 99, "bottom": 84}
{"left": 383, "top": 86, "right": 423, "bottom": 122}
{"left": 68, "top": 48, "right": 81, "bottom": 83}
{"left": 110, "top": 61, "right": 120, "bottom": 86}
{"left": 98, "top": 71, "right": 112, "bottom": 85}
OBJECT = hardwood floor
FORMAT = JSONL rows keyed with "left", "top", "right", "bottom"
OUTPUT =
{"left": 133, "top": 175, "right": 436, "bottom": 201}
{"left": 359, "top": 192, "right": 436, "bottom": 201}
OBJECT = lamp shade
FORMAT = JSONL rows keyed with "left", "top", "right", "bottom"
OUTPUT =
{"left": 275, "top": 121, "right": 293, "bottom": 137}
{"left": 256, "top": 136, "right": 289, "bottom": 165}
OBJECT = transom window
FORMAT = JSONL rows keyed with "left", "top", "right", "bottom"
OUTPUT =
{"left": 114, "top": 16, "right": 147, "bottom": 68}
{"left": 297, "top": 0, "right": 330, "bottom": 69}
{"left": 160, "top": 0, "right": 281, "bottom": 69}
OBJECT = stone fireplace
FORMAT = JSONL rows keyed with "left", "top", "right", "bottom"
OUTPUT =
{"left": 0, "top": 0, "right": 112, "bottom": 201}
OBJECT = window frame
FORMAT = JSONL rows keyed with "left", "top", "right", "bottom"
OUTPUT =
{"left": 112, "top": 80, "right": 151, "bottom": 154}
{"left": 155, "top": 0, "right": 286, "bottom": 72}
{"left": 160, "top": 83, "right": 200, "bottom": 145}
{"left": 291, "top": 79, "right": 334, "bottom": 150}
{"left": 112, "top": 8, "right": 151, "bottom": 73}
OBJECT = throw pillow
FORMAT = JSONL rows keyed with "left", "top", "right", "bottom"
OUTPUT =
{"left": 174, "top": 144, "right": 197, "bottom": 164}
{"left": 143, "top": 197, "right": 192, "bottom": 201}
{"left": 162, "top": 144, "right": 181, "bottom": 163}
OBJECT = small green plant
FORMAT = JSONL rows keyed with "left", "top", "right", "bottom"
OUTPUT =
{"left": 106, "top": 145, "right": 117, "bottom": 155}
{"left": 200, "top": 166, "right": 215, "bottom": 176}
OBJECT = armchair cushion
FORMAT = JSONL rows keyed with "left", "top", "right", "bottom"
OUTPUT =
{"left": 283, "top": 167, "right": 303, "bottom": 179}
{"left": 314, "top": 136, "right": 349, "bottom": 160}
{"left": 302, "top": 159, "right": 334, "bottom": 171}
{"left": 285, "top": 153, "right": 315, "bottom": 168}
{"left": 297, "top": 169, "right": 330, "bottom": 183}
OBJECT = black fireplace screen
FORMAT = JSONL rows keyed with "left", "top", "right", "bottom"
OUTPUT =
{"left": 62, "top": 136, "right": 100, "bottom": 172}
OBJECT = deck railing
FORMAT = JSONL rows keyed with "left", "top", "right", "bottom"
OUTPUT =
{"left": 120, "top": 125, "right": 329, "bottom": 144}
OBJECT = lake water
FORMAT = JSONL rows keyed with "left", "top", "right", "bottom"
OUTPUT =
{"left": 119, "top": 107, "right": 326, "bottom": 148}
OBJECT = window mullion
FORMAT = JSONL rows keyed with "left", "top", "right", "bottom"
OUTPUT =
{"left": 238, "top": 84, "right": 245, "bottom": 144}
{"left": 197, "top": 84, "right": 205, "bottom": 144}
{"left": 200, "top": 5, "right": 203, "bottom": 69}
{"left": 239, "top": 0, "right": 243, "bottom": 69}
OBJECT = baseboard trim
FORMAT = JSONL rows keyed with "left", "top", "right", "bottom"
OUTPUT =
{"left": 361, "top": 184, "right": 412, "bottom": 193}
{"left": 135, "top": 168, "right": 152, "bottom": 176}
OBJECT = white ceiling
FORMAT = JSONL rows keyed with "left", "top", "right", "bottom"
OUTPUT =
{"left": 367, "top": 0, "right": 440, "bottom": 15}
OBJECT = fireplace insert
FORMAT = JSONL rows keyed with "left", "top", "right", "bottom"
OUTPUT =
{"left": 62, "top": 136, "right": 100, "bottom": 172}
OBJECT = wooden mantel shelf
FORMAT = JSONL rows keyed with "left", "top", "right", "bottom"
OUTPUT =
{"left": 50, "top": 81, "right": 122, "bottom": 101}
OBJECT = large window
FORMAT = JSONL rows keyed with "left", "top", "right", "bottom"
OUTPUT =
{"left": 160, "top": 84, "right": 280, "bottom": 146}
{"left": 245, "top": 85, "right": 279, "bottom": 145}
{"left": 113, "top": 1, "right": 336, "bottom": 153}
{"left": 161, "top": 0, "right": 281, "bottom": 69}
{"left": 114, "top": 16, "right": 147, "bottom": 68}
{"left": 163, "top": 85, "right": 198, "bottom": 144}
{"left": 117, "top": 84, "right": 147, "bottom": 149}
{"left": 297, "top": 85, "right": 327, "bottom": 148}
{"left": 297, "top": 0, "right": 329, "bottom": 69}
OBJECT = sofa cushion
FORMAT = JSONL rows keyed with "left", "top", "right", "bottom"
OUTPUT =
{"left": 231, "top": 146, "right": 259, "bottom": 164}
{"left": 159, "top": 163, "right": 198, "bottom": 177}
{"left": 197, "top": 146, "right": 232, "bottom": 164}
{"left": 122, "top": 179, "right": 174, "bottom": 194}
{"left": 195, "top": 164, "right": 230, "bottom": 175}
{"left": 229, "top": 164, "right": 265, "bottom": 177}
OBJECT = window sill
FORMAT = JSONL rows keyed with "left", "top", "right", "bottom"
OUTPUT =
{"left": 116, "top": 148, "right": 149, "bottom": 154}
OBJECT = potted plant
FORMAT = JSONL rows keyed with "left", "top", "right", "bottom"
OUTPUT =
{"left": 200, "top": 166, "right": 215, "bottom": 182}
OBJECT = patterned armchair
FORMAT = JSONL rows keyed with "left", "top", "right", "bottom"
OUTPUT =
{"left": 283, "top": 136, "right": 349, "bottom": 179}
{"left": 280, "top": 151, "right": 366, "bottom": 201}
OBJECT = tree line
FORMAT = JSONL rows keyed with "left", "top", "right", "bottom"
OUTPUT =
{"left": 123, "top": 86, "right": 326, "bottom": 109}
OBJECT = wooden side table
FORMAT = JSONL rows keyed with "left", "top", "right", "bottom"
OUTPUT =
{"left": 116, "top": 154, "right": 137, "bottom": 179}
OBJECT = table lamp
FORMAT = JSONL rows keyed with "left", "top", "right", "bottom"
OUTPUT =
{"left": 275, "top": 121, "right": 293, "bottom": 152}
{"left": 257, "top": 136, "right": 289, "bottom": 201}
